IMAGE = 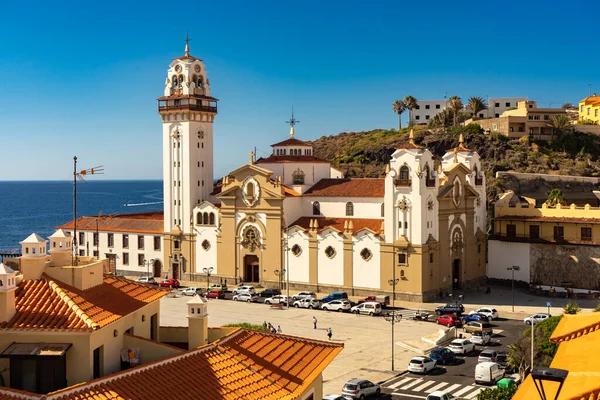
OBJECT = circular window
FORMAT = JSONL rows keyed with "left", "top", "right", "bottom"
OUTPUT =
{"left": 291, "top": 244, "right": 302, "bottom": 256}
{"left": 360, "top": 248, "right": 372, "bottom": 261}
{"left": 325, "top": 246, "right": 336, "bottom": 259}
{"left": 202, "top": 240, "right": 210, "bottom": 251}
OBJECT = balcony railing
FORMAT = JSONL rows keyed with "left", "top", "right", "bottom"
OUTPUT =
{"left": 492, "top": 233, "right": 597, "bottom": 244}
{"left": 394, "top": 178, "right": 412, "bottom": 187}
{"left": 158, "top": 103, "right": 217, "bottom": 113}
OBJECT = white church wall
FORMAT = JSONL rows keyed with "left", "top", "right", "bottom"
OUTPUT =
{"left": 283, "top": 197, "right": 306, "bottom": 227}
{"left": 308, "top": 197, "right": 384, "bottom": 219}
{"left": 195, "top": 227, "right": 218, "bottom": 274}
{"left": 257, "top": 162, "right": 332, "bottom": 188}
{"left": 487, "top": 240, "right": 530, "bottom": 281}
{"left": 317, "top": 230, "right": 344, "bottom": 286}
{"left": 285, "top": 228, "right": 309, "bottom": 283}
{"left": 352, "top": 231, "right": 381, "bottom": 289}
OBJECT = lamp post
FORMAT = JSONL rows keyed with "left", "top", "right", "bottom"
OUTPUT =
{"left": 283, "top": 231, "right": 290, "bottom": 309}
{"left": 384, "top": 277, "right": 400, "bottom": 371}
{"left": 507, "top": 266, "right": 520, "bottom": 312}
{"left": 531, "top": 367, "right": 568, "bottom": 400}
{"left": 203, "top": 267, "right": 214, "bottom": 291}
{"left": 274, "top": 269, "right": 285, "bottom": 291}
{"left": 144, "top": 258, "right": 156, "bottom": 278}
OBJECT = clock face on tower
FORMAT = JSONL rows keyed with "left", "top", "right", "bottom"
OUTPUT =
{"left": 175, "top": 65, "right": 182, "bottom": 72}
{"left": 194, "top": 65, "right": 201, "bottom": 72}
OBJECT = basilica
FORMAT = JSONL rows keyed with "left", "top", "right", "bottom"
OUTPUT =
{"left": 62, "top": 44, "right": 488, "bottom": 301}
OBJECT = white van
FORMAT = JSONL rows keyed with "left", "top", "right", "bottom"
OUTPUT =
{"left": 475, "top": 362, "right": 504, "bottom": 385}
{"left": 350, "top": 302, "right": 382, "bottom": 316}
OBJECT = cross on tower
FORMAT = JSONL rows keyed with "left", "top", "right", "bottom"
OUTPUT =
{"left": 286, "top": 110, "right": 299, "bottom": 128}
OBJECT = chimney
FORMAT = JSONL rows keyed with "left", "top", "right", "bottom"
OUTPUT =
{"left": 0, "top": 263, "right": 18, "bottom": 323}
{"left": 19, "top": 233, "right": 48, "bottom": 280}
{"left": 187, "top": 295, "right": 209, "bottom": 349}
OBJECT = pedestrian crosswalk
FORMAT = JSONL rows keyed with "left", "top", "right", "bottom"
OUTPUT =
{"left": 382, "top": 375, "right": 487, "bottom": 399}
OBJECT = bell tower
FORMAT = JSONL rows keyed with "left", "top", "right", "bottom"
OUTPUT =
{"left": 158, "top": 37, "right": 218, "bottom": 277}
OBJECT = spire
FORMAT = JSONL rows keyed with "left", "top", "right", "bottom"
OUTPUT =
{"left": 453, "top": 147, "right": 458, "bottom": 163}
{"left": 286, "top": 108, "right": 299, "bottom": 138}
{"left": 184, "top": 31, "right": 191, "bottom": 57}
{"left": 459, "top": 133, "right": 464, "bottom": 146}
{"left": 409, "top": 129, "right": 415, "bottom": 145}
{"left": 249, "top": 151, "right": 254, "bottom": 165}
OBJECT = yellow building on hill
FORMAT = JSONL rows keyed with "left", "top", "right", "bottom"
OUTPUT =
{"left": 578, "top": 95, "right": 600, "bottom": 124}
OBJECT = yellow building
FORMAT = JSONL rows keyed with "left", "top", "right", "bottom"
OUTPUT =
{"left": 488, "top": 190, "right": 600, "bottom": 290}
{"left": 578, "top": 95, "right": 600, "bottom": 124}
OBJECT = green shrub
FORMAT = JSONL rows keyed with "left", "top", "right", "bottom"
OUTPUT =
{"left": 223, "top": 323, "right": 269, "bottom": 332}
{"left": 476, "top": 385, "right": 517, "bottom": 400}
{"left": 563, "top": 301, "right": 580, "bottom": 315}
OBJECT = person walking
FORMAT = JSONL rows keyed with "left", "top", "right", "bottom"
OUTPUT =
{"left": 313, "top": 316, "right": 318, "bottom": 329}
{"left": 327, "top": 327, "right": 332, "bottom": 341}
{"left": 277, "top": 325, "right": 282, "bottom": 333}
{"left": 263, "top": 321, "right": 268, "bottom": 329}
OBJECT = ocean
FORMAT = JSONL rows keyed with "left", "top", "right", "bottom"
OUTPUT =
{"left": 0, "top": 180, "right": 163, "bottom": 257}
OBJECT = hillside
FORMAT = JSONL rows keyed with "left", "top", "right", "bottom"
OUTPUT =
{"left": 310, "top": 124, "right": 600, "bottom": 206}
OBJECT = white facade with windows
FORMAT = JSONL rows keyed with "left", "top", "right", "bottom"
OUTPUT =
{"left": 408, "top": 97, "right": 527, "bottom": 124}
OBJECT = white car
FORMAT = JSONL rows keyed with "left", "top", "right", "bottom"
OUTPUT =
{"left": 181, "top": 287, "right": 203, "bottom": 296}
{"left": 293, "top": 298, "right": 320, "bottom": 309}
{"left": 232, "top": 285, "right": 256, "bottom": 295}
{"left": 264, "top": 295, "right": 289, "bottom": 305}
{"left": 136, "top": 277, "right": 157, "bottom": 285}
{"left": 408, "top": 356, "right": 436, "bottom": 374}
{"left": 292, "top": 291, "right": 316, "bottom": 301}
{"left": 321, "top": 300, "right": 351, "bottom": 312}
{"left": 232, "top": 292, "right": 258, "bottom": 302}
{"left": 470, "top": 307, "right": 499, "bottom": 320}
{"left": 427, "top": 392, "right": 455, "bottom": 400}
{"left": 524, "top": 313, "right": 551, "bottom": 325}
{"left": 350, "top": 302, "right": 382, "bottom": 316}
{"left": 447, "top": 339, "right": 475, "bottom": 355}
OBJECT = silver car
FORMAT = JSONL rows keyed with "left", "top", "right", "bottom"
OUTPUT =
{"left": 264, "top": 295, "right": 289, "bottom": 305}
{"left": 293, "top": 297, "right": 320, "bottom": 309}
{"left": 342, "top": 379, "right": 380, "bottom": 399}
{"left": 232, "top": 292, "right": 259, "bottom": 302}
{"left": 322, "top": 300, "right": 351, "bottom": 312}
{"left": 292, "top": 291, "right": 316, "bottom": 301}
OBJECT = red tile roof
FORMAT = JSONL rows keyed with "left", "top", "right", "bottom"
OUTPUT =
{"left": 44, "top": 329, "right": 342, "bottom": 400}
{"left": 304, "top": 178, "right": 384, "bottom": 197}
{"left": 290, "top": 217, "right": 384, "bottom": 235}
{"left": 256, "top": 155, "right": 330, "bottom": 164}
{"left": 270, "top": 138, "right": 311, "bottom": 147}
{"left": 0, "top": 275, "right": 168, "bottom": 331}
{"left": 57, "top": 212, "right": 164, "bottom": 234}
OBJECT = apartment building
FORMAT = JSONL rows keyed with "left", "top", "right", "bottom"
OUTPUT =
{"left": 409, "top": 97, "right": 526, "bottom": 124}
{"left": 578, "top": 94, "right": 600, "bottom": 124}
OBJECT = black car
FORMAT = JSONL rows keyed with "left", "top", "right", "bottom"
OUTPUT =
{"left": 429, "top": 347, "right": 455, "bottom": 365}
{"left": 258, "top": 288, "right": 282, "bottom": 298}
{"left": 496, "top": 352, "right": 513, "bottom": 372}
{"left": 435, "top": 303, "right": 465, "bottom": 315}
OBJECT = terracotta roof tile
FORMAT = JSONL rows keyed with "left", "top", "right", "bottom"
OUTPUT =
{"left": 304, "top": 178, "right": 384, "bottom": 197}
{"left": 256, "top": 155, "right": 330, "bottom": 164}
{"left": 57, "top": 212, "right": 164, "bottom": 234}
{"left": 270, "top": 138, "right": 311, "bottom": 147}
{"left": 0, "top": 275, "right": 168, "bottom": 331}
{"left": 0, "top": 387, "right": 42, "bottom": 399}
{"left": 290, "top": 216, "right": 383, "bottom": 235}
{"left": 45, "top": 330, "right": 342, "bottom": 400}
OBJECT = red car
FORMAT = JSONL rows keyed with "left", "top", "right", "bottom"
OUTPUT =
{"left": 159, "top": 278, "right": 180, "bottom": 288}
{"left": 436, "top": 314, "right": 462, "bottom": 327}
{"left": 204, "top": 289, "right": 225, "bottom": 299}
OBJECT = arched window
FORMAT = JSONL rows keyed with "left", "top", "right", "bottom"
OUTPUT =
{"left": 178, "top": 75, "right": 184, "bottom": 87}
{"left": 246, "top": 182, "right": 254, "bottom": 197}
{"left": 192, "top": 74, "right": 198, "bottom": 86}
{"left": 346, "top": 202, "right": 354, "bottom": 216}
{"left": 381, "top": 203, "right": 385, "bottom": 217}
{"left": 196, "top": 213, "right": 202, "bottom": 225}
{"left": 197, "top": 76, "right": 203, "bottom": 89}
{"left": 209, "top": 213, "right": 215, "bottom": 225}
{"left": 172, "top": 75, "right": 179, "bottom": 89}
{"left": 313, "top": 201, "right": 320, "bottom": 216}
{"left": 400, "top": 166, "right": 409, "bottom": 180}
{"left": 203, "top": 213, "right": 209, "bottom": 225}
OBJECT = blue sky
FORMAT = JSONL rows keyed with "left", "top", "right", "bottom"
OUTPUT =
{"left": 0, "top": 0, "right": 597, "bottom": 180}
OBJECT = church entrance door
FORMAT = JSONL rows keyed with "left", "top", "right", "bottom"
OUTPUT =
{"left": 452, "top": 259, "right": 460, "bottom": 289}
{"left": 243, "top": 255, "right": 260, "bottom": 283}
{"left": 153, "top": 260, "right": 162, "bottom": 277}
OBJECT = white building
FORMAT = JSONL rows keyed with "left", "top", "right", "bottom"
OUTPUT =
{"left": 409, "top": 97, "right": 527, "bottom": 124}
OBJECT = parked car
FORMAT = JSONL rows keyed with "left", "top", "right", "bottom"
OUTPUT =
{"left": 462, "top": 313, "right": 489, "bottom": 323}
{"left": 356, "top": 295, "right": 390, "bottom": 307}
{"left": 350, "top": 302, "right": 382, "bottom": 316}
{"left": 475, "top": 362, "right": 504, "bottom": 385}
{"left": 264, "top": 295, "right": 289, "bottom": 305}
{"left": 293, "top": 298, "right": 321, "bottom": 309}
{"left": 464, "top": 321, "right": 494, "bottom": 335}
{"left": 232, "top": 285, "right": 256, "bottom": 295}
{"left": 524, "top": 313, "right": 551, "bottom": 325}
{"left": 447, "top": 339, "right": 475, "bottom": 355}
{"left": 429, "top": 347, "right": 456, "bottom": 365}
{"left": 427, "top": 392, "right": 456, "bottom": 400}
{"left": 321, "top": 292, "right": 348, "bottom": 304}
{"left": 181, "top": 287, "right": 203, "bottom": 296}
{"left": 470, "top": 331, "right": 492, "bottom": 345}
{"left": 436, "top": 314, "right": 462, "bottom": 327}
{"left": 258, "top": 288, "right": 281, "bottom": 298}
{"left": 323, "top": 395, "right": 345, "bottom": 400}
{"left": 232, "top": 292, "right": 259, "bottom": 302}
{"left": 292, "top": 291, "right": 316, "bottom": 301}
{"left": 496, "top": 352, "right": 511, "bottom": 372}
{"left": 136, "top": 277, "right": 158, "bottom": 285}
{"left": 478, "top": 349, "right": 498, "bottom": 363}
{"left": 208, "top": 283, "right": 228, "bottom": 292}
{"left": 470, "top": 307, "right": 499, "bottom": 320}
{"left": 321, "top": 300, "right": 351, "bottom": 312}
{"left": 435, "top": 303, "right": 465, "bottom": 315}
{"left": 341, "top": 379, "right": 380, "bottom": 400}
{"left": 204, "top": 289, "right": 225, "bottom": 299}
{"left": 408, "top": 356, "right": 437, "bottom": 374}
{"left": 159, "top": 278, "right": 180, "bottom": 288}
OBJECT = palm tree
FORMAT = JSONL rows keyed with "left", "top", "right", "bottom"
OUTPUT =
{"left": 548, "top": 113, "right": 573, "bottom": 141}
{"left": 467, "top": 96, "right": 487, "bottom": 119}
{"left": 545, "top": 188, "right": 565, "bottom": 207}
{"left": 403, "top": 96, "right": 418, "bottom": 126}
{"left": 447, "top": 96, "right": 463, "bottom": 126}
{"left": 392, "top": 100, "right": 406, "bottom": 130}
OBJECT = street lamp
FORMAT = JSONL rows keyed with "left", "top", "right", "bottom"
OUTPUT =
{"left": 274, "top": 269, "right": 286, "bottom": 291}
{"left": 385, "top": 277, "right": 400, "bottom": 371}
{"left": 507, "top": 266, "right": 520, "bottom": 312}
{"left": 203, "top": 267, "right": 214, "bottom": 291}
{"left": 144, "top": 258, "right": 156, "bottom": 278}
{"left": 531, "top": 367, "right": 568, "bottom": 400}
{"left": 283, "top": 231, "right": 291, "bottom": 309}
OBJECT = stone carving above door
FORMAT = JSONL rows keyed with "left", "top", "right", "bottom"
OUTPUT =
{"left": 241, "top": 226, "right": 261, "bottom": 252}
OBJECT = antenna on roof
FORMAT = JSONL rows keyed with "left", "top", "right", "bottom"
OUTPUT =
{"left": 590, "top": 84, "right": 593, "bottom": 97}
